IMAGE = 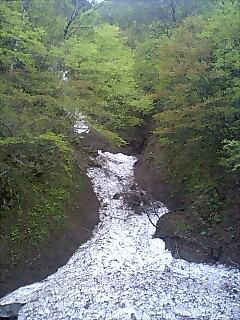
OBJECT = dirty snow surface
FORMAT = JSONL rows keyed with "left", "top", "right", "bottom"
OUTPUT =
{"left": 74, "top": 114, "right": 89, "bottom": 134}
{"left": 0, "top": 151, "right": 239, "bottom": 320}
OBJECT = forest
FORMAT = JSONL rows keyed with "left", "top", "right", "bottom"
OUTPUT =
{"left": 0, "top": 0, "right": 239, "bottom": 273}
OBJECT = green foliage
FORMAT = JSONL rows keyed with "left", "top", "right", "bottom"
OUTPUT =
{"left": 64, "top": 23, "right": 153, "bottom": 133}
{"left": 0, "top": 1, "right": 46, "bottom": 71}
{"left": 1, "top": 0, "right": 239, "bottom": 257}
{"left": 134, "top": 38, "right": 161, "bottom": 92}
{"left": 93, "top": 125, "right": 127, "bottom": 147}
{"left": 0, "top": 0, "right": 153, "bottom": 260}
{"left": 146, "top": 0, "right": 239, "bottom": 216}
{"left": 221, "top": 140, "right": 240, "bottom": 172}
{"left": 22, "top": 0, "right": 93, "bottom": 44}
{"left": 6, "top": 186, "right": 70, "bottom": 248}
{"left": 0, "top": 132, "right": 73, "bottom": 248}
{"left": 0, "top": 1, "right": 76, "bottom": 258}
{"left": 98, "top": 0, "right": 213, "bottom": 29}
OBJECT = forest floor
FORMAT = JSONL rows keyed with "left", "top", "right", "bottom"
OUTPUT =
{"left": 135, "top": 155, "right": 240, "bottom": 267}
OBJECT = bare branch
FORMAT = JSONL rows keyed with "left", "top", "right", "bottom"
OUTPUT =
{"left": 63, "top": 0, "right": 97, "bottom": 39}
{"left": 146, "top": 210, "right": 157, "bottom": 228}
{"left": 21, "top": 0, "right": 32, "bottom": 16}
{"left": 169, "top": 0, "right": 177, "bottom": 24}
{"left": 65, "top": 4, "right": 103, "bottom": 40}
{"left": 64, "top": 2, "right": 79, "bottom": 39}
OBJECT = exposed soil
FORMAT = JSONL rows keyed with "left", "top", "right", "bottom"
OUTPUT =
{"left": 135, "top": 155, "right": 240, "bottom": 267}
{"left": 134, "top": 156, "right": 188, "bottom": 210}
{"left": 80, "top": 128, "right": 136, "bottom": 156}
{"left": 0, "top": 148, "right": 99, "bottom": 299}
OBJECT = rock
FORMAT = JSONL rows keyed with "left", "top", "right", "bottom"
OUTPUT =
{"left": 155, "top": 212, "right": 213, "bottom": 263}
{"left": 125, "top": 192, "right": 142, "bottom": 208}
{"left": 113, "top": 193, "right": 121, "bottom": 200}
{"left": 0, "top": 303, "right": 23, "bottom": 318}
{"left": 88, "top": 158, "right": 101, "bottom": 168}
{"left": 210, "top": 246, "right": 223, "bottom": 262}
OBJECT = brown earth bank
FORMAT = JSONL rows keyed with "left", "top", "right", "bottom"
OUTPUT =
{"left": 135, "top": 155, "right": 240, "bottom": 267}
{"left": 0, "top": 170, "right": 99, "bottom": 299}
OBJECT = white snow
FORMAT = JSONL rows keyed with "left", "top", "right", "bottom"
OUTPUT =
{"left": 74, "top": 114, "right": 90, "bottom": 134}
{"left": 0, "top": 151, "right": 239, "bottom": 319}
{"left": 60, "top": 70, "right": 69, "bottom": 82}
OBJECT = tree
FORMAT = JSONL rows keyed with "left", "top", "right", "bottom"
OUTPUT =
{"left": 147, "top": 1, "right": 239, "bottom": 211}
{"left": 0, "top": 1, "right": 75, "bottom": 251}
{"left": 0, "top": 1, "right": 45, "bottom": 71}
{"left": 63, "top": 24, "right": 153, "bottom": 134}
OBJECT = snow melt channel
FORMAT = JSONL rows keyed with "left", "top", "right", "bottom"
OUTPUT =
{"left": 0, "top": 151, "right": 239, "bottom": 319}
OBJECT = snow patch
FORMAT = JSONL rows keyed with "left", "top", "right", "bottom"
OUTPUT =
{"left": 0, "top": 151, "right": 239, "bottom": 319}
{"left": 74, "top": 114, "right": 89, "bottom": 134}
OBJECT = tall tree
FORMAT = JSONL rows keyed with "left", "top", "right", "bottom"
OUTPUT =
{"left": 63, "top": 24, "right": 153, "bottom": 134}
{"left": 147, "top": 0, "right": 239, "bottom": 212}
